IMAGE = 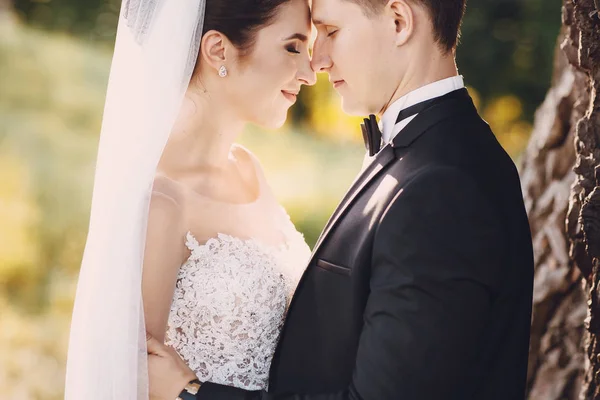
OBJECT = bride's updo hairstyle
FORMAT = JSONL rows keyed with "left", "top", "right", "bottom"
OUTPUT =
{"left": 200, "top": 0, "right": 293, "bottom": 59}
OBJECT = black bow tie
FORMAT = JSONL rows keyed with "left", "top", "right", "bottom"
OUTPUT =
{"left": 360, "top": 97, "right": 443, "bottom": 156}
{"left": 360, "top": 115, "right": 381, "bottom": 157}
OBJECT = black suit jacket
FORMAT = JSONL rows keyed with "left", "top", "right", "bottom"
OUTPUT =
{"left": 197, "top": 89, "right": 534, "bottom": 399}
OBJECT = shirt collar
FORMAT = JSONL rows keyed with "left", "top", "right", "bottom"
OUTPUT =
{"left": 380, "top": 75, "right": 465, "bottom": 143}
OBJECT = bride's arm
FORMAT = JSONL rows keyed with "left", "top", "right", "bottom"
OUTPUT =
{"left": 142, "top": 187, "right": 186, "bottom": 343}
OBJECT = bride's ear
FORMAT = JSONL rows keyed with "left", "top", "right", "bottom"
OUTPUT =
{"left": 200, "top": 30, "right": 233, "bottom": 73}
{"left": 387, "top": 0, "right": 414, "bottom": 46}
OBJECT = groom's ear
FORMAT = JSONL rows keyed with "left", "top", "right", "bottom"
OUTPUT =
{"left": 200, "top": 30, "right": 231, "bottom": 71}
{"left": 387, "top": 0, "right": 415, "bottom": 46}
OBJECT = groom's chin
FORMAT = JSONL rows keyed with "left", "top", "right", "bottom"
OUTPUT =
{"left": 340, "top": 98, "right": 369, "bottom": 117}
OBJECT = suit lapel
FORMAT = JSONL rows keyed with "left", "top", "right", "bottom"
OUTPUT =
{"left": 270, "top": 89, "right": 479, "bottom": 386}
{"left": 392, "top": 88, "right": 473, "bottom": 148}
{"left": 309, "top": 88, "right": 476, "bottom": 260}
{"left": 315, "top": 155, "right": 381, "bottom": 241}
{"left": 310, "top": 145, "right": 396, "bottom": 258}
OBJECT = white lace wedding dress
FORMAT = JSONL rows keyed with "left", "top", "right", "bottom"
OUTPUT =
{"left": 163, "top": 161, "right": 312, "bottom": 391}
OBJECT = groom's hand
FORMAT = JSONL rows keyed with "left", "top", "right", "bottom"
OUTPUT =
{"left": 146, "top": 332, "right": 198, "bottom": 400}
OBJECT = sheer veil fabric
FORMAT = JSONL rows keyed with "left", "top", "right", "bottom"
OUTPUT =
{"left": 64, "top": 1, "right": 205, "bottom": 398}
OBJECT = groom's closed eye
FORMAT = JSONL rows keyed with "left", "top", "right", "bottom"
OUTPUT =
{"left": 326, "top": 27, "right": 338, "bottom": 37}
{"left": 313, "top": 21, "right": 339, "bottom": 38}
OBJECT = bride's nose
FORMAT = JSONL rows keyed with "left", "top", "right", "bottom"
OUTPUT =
{"left": 298, "top": 57, "right": 317, "bottom": 86}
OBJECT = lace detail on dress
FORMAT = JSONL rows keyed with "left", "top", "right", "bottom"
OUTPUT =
{"left": 165, "top": 214, "right": 311, "bottom": 390}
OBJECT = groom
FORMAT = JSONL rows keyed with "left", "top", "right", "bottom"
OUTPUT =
{"left": 147, "top": 0, "right": 534, "bottom": 398}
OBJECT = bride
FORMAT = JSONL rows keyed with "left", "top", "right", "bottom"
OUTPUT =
{"left": 64, "top": 0, "right": 315, "bottom": 398}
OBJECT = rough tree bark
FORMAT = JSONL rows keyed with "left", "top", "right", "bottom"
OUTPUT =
{"left": 522, "top": 0, "right": 600, "bottom": 399}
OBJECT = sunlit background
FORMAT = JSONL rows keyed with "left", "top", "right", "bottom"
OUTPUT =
{"left": 0, "top": 0, "right": 561, "bottom": 398}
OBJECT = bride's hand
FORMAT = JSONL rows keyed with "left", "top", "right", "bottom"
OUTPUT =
{"left": 146, "top": 332, "right": 198, "bottom": 400}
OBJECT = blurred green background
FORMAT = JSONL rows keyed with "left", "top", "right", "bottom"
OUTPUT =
{"left": 0, "top": 0, "right": 560, "bottom": 398}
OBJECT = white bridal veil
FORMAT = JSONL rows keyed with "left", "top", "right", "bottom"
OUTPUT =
{"left": 65, "top": 0, "right": 205, "bottom": 398}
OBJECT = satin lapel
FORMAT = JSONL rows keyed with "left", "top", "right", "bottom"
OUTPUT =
{"left": 270, "top": 89, "right": 478, "bottom": 383}
{"left": 392, "top": 89, "right": 474, "bottom": 149}
{"left": 312, "top": 156, "right": 377, "bottom": 245}
{"left": 309, "top": 145, "right": 396, "bottom": 259}
{"left": 308, "top": 90, "right": 476, "bottom": 259}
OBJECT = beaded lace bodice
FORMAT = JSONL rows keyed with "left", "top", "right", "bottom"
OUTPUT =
{"left": 165, "top": 209, "right": 311, "bottom": 390}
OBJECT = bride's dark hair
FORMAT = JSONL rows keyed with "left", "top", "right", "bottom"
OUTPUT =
{"left": 202, "top": 0, "right": 293, "bottom": 57}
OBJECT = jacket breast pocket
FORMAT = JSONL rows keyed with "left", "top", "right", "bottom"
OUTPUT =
{"left": 316, "top": 259, "right": 352, "bottom": 277}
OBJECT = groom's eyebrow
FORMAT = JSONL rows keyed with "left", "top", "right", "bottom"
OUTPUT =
{"left": 284, "top": 33, "right": 309, "bottom": 42}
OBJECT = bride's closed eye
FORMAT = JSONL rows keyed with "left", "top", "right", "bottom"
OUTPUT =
{"left": 283, "top": 33, "right": 308, "bottom": 55}
{"left": 286, "top": 44, "right": 301, "bottom": 54}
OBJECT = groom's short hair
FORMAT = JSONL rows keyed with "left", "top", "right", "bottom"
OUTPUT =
{"left": 352, "top": 0, "right": 466, "bottom": 53}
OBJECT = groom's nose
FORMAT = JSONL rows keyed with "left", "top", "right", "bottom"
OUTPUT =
{"left": 310, "top": 37, "right": 332, "bottom": 72}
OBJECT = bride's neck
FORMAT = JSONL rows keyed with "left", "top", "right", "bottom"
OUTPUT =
{"left": 161, "top": 85, "right": 245, "bottom": 173}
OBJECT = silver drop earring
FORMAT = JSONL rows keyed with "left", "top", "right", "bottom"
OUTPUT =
{"left": 218, "top": 65, "right": 228, "bottom": 77}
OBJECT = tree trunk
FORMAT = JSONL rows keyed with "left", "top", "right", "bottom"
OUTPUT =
{"left": 522, "top": 0, "right": 600, "bottom": 399}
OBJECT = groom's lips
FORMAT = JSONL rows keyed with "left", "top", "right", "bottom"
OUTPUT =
{"left": 332, "top": 80, "right": 345, "bottom": 89}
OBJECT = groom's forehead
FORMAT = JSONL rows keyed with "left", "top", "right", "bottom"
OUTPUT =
{"left": 311, "top": 0, "right": 337, "bottom": 23}
{"left": 311, "top": 0, "right": 359, "bottom": 24}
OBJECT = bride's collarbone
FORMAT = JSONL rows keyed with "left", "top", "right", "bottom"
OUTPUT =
{"left": 159, "top": 157, "right": 261, "bottom": 206}
{"left": 187, "top": 174, "right": 260, "bottom": 205}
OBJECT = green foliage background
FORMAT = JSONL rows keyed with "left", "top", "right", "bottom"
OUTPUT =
{"left": 0, "top": 1, "right": 561, "bottom": 397}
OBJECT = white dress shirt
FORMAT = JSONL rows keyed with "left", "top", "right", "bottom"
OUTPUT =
{"left": 380, "top": 75, "right": 465, "bottom": 144}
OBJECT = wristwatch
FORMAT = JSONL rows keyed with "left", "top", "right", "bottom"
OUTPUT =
{"left": 176, "top": 379, "right": 202, "bottom": 400}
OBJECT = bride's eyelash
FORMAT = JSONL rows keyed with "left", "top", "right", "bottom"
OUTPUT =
{"left": 286, "top": 45, "right": 301, "bottom": 54}
{"left": 327, "top": 30, "right": 338, "bottom": 37}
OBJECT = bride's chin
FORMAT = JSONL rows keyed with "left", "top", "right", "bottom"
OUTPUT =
{"left": 265, "top": 120, "right": 286, "bottom": 130}
{"left": 258, "top": 113, "right": 288, "bottom": 130}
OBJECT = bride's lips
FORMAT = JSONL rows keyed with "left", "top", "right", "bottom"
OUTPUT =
{"left": 282, "top": 90, "right": 298, "bottom": 103}
{"left": 332, "top": 80, "right": 345, "bottom": 89}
